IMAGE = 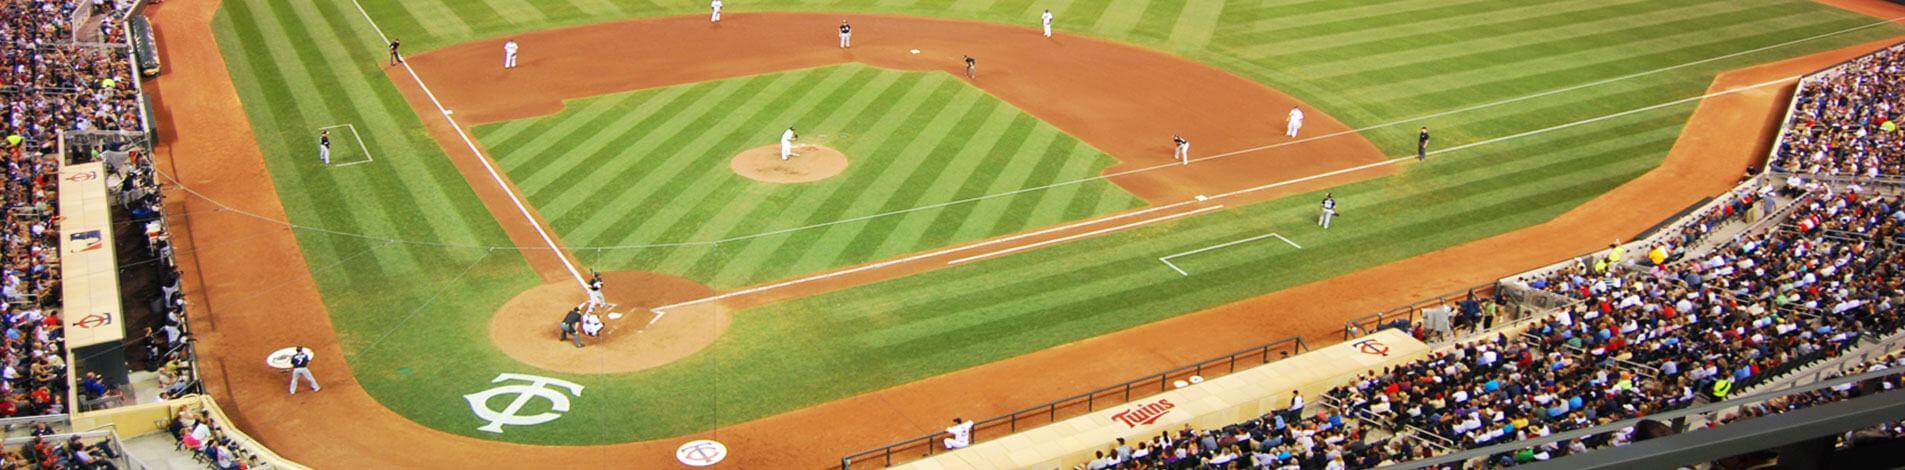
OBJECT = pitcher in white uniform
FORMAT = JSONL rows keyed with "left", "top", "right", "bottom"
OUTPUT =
{"left": 710, "top": 0, "right": 722, "bottom": 23}
{"left": 1041, "top": 10, "right": 1054, "bottom": 38}
{"left": 781, "top": 127, "right": 799, "bottom": 160}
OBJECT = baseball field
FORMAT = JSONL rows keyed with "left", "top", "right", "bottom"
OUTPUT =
{"left": 144, "top": 0, "right": 1905, "bottom": 466}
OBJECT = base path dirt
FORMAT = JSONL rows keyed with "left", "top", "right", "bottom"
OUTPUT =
{"left": 730, "top": 144, "right": 849, "bottom": 184}
{"left": 489, "top": 271, "right": 726, "bottom": 375}
{"left": 154, "top": 0, "right": 1905, "bottom": 468}
{"left": 407, "top": 13, "right": 1392, "bottom": 206}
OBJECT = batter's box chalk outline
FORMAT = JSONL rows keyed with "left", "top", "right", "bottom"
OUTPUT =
{"left": 318, "top": 124, "right": 376, "bottom": 167}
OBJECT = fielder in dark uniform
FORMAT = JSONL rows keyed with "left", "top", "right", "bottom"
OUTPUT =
{"left": 318, "top": 130, "right": 331, "bottom": 165}
{"left": 388, "top": 38, "right": 403, "bottom": 66}
{"left": 559, "top": 307, "right": 584, "bottom": 348}
{"left": 1318, "top": 193, "right": 1337, "bottom": 229}
{"left": 1417, "top": 126, "right": 1430, "bottom": 161}
{"left": 288, "top": 347, "right": 319, "bottom": 394}
{"left": 964, "top": 55, "right": 976, "bottom": 78}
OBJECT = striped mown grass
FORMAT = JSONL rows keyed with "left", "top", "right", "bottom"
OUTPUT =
{"left": 472, "top": 64, "right": 1141, "bottom": 289}
{"left": 212, "top": 0, "right": 1905, "bottom": 442}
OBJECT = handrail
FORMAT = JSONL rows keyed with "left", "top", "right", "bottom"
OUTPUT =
{"left": 1341, "top": 281, "right": 1503, "bottom": 341}
{"left": 839, "top": 336, "right": 1308, "bottom": 469}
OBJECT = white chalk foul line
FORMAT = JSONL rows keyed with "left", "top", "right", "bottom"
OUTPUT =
{"left": 1158, "top": 231, "right": 1302, "bottom": 276}
{"left": 349, "top": 0, "right": 587, "bottom": 288}
{"left": 948, "top": 205, "right": 1226, "bottom": 266}
{"left": 648, "top": 201, "right": 1198, "bottom": 313}
{"left": 654, "top": 69, "right": 1810, "bottom": 311}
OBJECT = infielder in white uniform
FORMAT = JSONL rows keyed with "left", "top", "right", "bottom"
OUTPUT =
{"left": 781, "top": 127, "right": 799, "bottom": 160}
{"left": 839, "top": 20, "right": 852, "bottom": 48}
{"left": 1041, "top": 9, "right": 1054, "bottom": 38}
{"left": 1319, "top": 193, "right": 1337, "bottom": 229}
{"left": 710, "top": 0, "right": 722, "bottom": 23}
{"left": 503, "top": 39, "right": 518, "bottom": 69}
{"left": 1286, "top": 106, "right": 1304, "bottom": 138}
{"left": 1173, "top": 135, "right": 1190, "bottom": 165}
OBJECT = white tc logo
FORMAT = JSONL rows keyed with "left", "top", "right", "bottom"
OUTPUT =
{"left": 463, "top": 373, "right": 585, "bottom": 433}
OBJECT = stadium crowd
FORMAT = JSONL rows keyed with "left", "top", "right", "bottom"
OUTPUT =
{"left": 1771, "top": 42, "right": 1905, "bottom": 178}
{"left": 0, "top": 0, "right": 148, "bottom": 421}
{"left": 3, "top": 0, "right": 145, "bottom": 152}
{"left": 0, "top": 107, "right": 70, "bottom": 418}
{"left": 168, "top": 405, "right": 263, "bottom": 470}
{"left": 1057, "top": 183, "right": 1903, "bottom": 469}
{"left": 0, "top": 433, "right": 125, "bottom": 470}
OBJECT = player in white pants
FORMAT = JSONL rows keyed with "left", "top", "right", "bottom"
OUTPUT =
{"left": 781, "top": 127, "right": 798, "bottom": 160}
{"left": 1319, "top": 193, "right": 1336, "bottom": 229}
{"left": 1173, "top": 135, "right": 1189, "bottom": 165}
{"left": 1286, "top": 106, "right": 1304, "bottom": 138}
{"left": 585, "top": 273, "right": 606, "bottom": 309}
{"left": 288, "top": 347, "right": 320, "bottom": 394}
{"left": 503, "top": 39, "right": 518, "bottom": 69}
{"left": 1041, "top": 10, "right": 1053, "bottom": 38}
{"left": 710, "top": 0, "right": 721, "bottom": 23}
{"left": 318, "top": 131, "right": 331, "bottom": 165}
{"left": 839, "top": 21, "right": 852, "bottom": 48}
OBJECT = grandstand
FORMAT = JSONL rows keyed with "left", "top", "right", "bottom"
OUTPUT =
{"left": 14, "top": 0, "right": 1905, "bottom": 468}
{"left": 889, "top": 40, "right": 1905, "bottom": 469}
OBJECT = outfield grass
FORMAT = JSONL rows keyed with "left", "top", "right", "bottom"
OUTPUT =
{"left": 213, "top": 0, "right": 1904, "bottom": 443}
{"left": 472, "top": 64, "right": 1142, "bottom": 289}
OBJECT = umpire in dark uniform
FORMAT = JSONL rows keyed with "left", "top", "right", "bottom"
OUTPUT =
{"left": 559, "top": 307, "right": 584, "bottom": 348}
{"left": 1417, "top": 126, "right": 1430, "bottom": 160}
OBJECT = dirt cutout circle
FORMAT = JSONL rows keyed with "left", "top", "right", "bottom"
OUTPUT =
{"left": 489, "top": 271, "right": 729, "bottom": 375}
{"left": 730, "top": 144, "right": 848, "bottom": 183}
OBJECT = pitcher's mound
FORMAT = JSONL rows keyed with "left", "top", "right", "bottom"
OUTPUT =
{"left": 730, "top": 144, "right": 848, "bottom": 183}
{"left": 488, "top": 271, "right": 729, "bottom": 375}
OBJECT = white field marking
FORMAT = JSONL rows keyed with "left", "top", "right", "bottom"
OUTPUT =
{"left": 1158, "top": 232, "right": 1301, "bottom": 276}
{"left": 160, "top": 13, "right": 1895, "bottom": 254}
{"left": 1209, "top": 73, "right": 1803, "bottom": 201}
{"left": 652, "top": 71, "right": 1810, "bottom": 312}
{"left": 647, "top": 201, "right": 1198, "bottom": 313}
{"left": 318, "top": 124, "right": 375, "bottom": 167}
{"left": 348, "top": 0, "right": 587, "bottom": 289}
{"left": 947, "top": 205, "right": 1226, "bottom": 266}
{"left": 565, "top": 13, "right": 1905, "bottom": 251}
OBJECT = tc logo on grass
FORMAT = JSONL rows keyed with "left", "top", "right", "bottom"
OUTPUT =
{"left": 464, "top": 373, "right": 585, "bottom": 433}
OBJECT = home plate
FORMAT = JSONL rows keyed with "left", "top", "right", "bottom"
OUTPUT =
{"left": 910, "top": 49, "right": 921, "bottom": 54}
{"left": 608, "top": 312, "right": 624, "bottom": 320}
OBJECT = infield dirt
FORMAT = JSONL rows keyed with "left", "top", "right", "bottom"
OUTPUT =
{"left": 153, "top": 1, "right": 1905, "bottom": 468}
{"left": 730, "top": 144, "right": 850, "bottom": 184}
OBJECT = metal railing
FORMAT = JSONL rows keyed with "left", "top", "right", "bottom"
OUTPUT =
{"left": 839, "top": 336, "right": 1308, "bottom": 469}
{"left": 1340, "top": 282, "right": 1505, "bottom": 341}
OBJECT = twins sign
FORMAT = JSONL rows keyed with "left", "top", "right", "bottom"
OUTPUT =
{"left": 1111, "top": 398, "right": 1176, "bottom": 428}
